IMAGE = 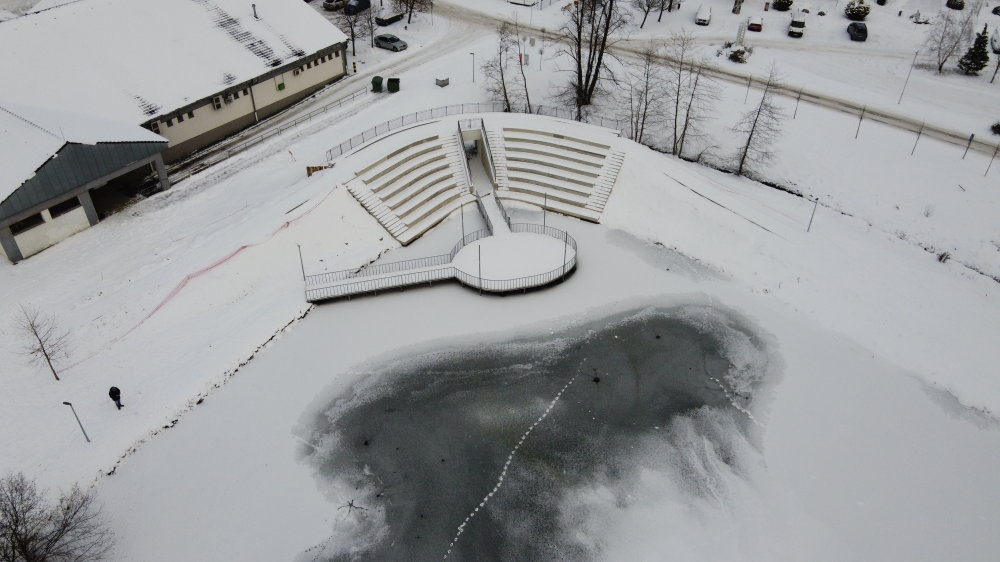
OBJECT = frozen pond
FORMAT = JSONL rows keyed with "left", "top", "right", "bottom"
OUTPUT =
{"left": 300, "top": 306, "right": 771, "bottom": 560}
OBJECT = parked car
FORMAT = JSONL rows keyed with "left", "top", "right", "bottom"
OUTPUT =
{"left": 375, "top": 34, "right": 407, "bottom": 51}
{"left": 343, "top": 0, "right": 370, "bottom": 15}
{"left": 847, "top": 21, "right": 868, "bottom": 41}
{"left": 695, "top": 5, "right": 711, "bottom": 25}
{"left": 322, "top": 0, "right": 345, "bottom": 10}
{"left": 747, "top": 16, "right": 763, "bottom": 31}
{"left": 375, "top": 12, "right": 405, "bottom": 26}
{"left": 788, "top": 12, "right": 805, "bottom": 37}
{"left": 945, "top": 0, "right": 965, "bottom": 9}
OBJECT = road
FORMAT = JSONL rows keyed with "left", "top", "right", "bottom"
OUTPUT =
{"left": 167, "top": 0, "right": 996, "bottom": 183}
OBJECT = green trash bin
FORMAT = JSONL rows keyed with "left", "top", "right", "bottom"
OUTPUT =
{"left": 387, "top": 77, "right": 400, "bottom": 93}
{"left": 371, "top": 76, "right": 383, "bottom": 93}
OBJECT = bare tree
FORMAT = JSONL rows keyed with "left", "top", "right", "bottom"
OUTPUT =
{"left": 13, "top": 304, "right": 70, "bottom": 382}
{"left": 924, "top": 7, "right": 978, "bottom": 73}
{"left": 733, "top": 66, "right": 784, "bottom": 177}
{"left": 992, "top": 54, "right": 1000, "bottom": 83}
{"left": 336, "top": 11, "right": 364, "bottom": 56}
{"left": 0, "top": 472, "right": 113, "bottom": 562}
{"left": 622, "top": 42, "right": 667, "bottom": 145}
{"left": 391, "top": 0, "right": 431, "bottom": 24}
{"left": 676, "top": 65, "right": 719, "bottom": 158}
{"left": 512, "top": 22, "right": 533, "bottom": 113}
{"left": 632, "top": 0, "right": 659, "bottom": 27}
{"left": 361, "top": 5, "right": 380, "bottom": 48}
{"left": 558, "top": 0, "right": 629, "bottom": 119}
{"left": 482, "top": 23, "right": 518, "bottom": 112}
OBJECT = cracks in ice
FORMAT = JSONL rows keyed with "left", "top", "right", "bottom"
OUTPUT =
{"left": 441, "top": 373, "right": 580, "bottom": 561}
{"left": 709, "top": 376, "right": 765, "bottom": 430}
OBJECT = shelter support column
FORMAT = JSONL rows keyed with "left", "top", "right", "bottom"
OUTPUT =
{"left": 79, "top": 191, "right": 99, "bottom": 226}
{"left": 0, "top": 227, "right": 22, "bottom": 263}
{"left": 153, "top": 155, "right": 171, "bottom": 192}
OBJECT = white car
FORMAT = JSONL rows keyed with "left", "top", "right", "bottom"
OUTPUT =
{"left": 788, "top": 12, "right": 805, "bottom": 37}
{"left": 695, "top": 5, "right": 712, "bottom": 25}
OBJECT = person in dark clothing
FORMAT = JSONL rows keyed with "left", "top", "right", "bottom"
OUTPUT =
{"left": 109, "top": 386, "right": 124, "bottom": 410}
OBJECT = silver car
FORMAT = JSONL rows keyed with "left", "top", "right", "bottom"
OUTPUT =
{"left": 375, "top": 34, "right": 407, "bottom": 52}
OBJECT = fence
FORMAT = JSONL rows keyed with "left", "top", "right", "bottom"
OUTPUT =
{"left": 533, "top": 105, "right": 622, "bottom": 131}
{"left": 226, "top": 88, "right": 369, "bottom": 157}
{"left": 456, "top": 122, "right": 475, "bottom": 193}
{"left": 325, "top": 102, "right": 507, "bottom": 162}
{"left": 474, "top": 195, "right": 494, "bottom": 235}
{"left": 479, "top": 119, "right": 498, "bottom": 184}
{"left": 304, "top": 253, "right": 452, "bottom": 286}
{"left": 304, "top": 225, "right": 578, "bottom": 301}
{"left": 495, "top": 196, "right": 513, "bottom": 229}
{"left": 323, "top": 102, "right": 625, "bottom": 163}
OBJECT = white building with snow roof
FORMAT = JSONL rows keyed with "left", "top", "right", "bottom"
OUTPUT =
{"left": 0, "top": 103, "right": 169, "bottom": 262}
{"left": 0, "top": 0, "right": 349, "bottom": 162}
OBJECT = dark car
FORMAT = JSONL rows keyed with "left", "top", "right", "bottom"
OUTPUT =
{"left": 374, "top": 34, "right": 407, "bottom": 51}
{"left": 747, "top": 16, "right": 763, "bottom": 31}
{"left": 847, "top": 22, "right": 868, "bottom": 41}
{"left": 322, "top": 0, "right": 345, "bottom": 10}
{"left": 343, "top": 0, "right": 370, "bottom": 15}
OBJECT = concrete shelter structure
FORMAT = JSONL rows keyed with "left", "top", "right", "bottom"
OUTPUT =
{"left": 0, "top": 0, "right": 349, "bottom": 163}
{"left": 0, "top": 103, "right": 168, "bottom": 262}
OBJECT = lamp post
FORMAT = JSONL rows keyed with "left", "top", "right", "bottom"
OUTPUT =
{"left": 470, "top": 52, "right": 475, "bottom": 83}
{"left": 898, "top": 50, "right": 918, "bottom": 104}
{"left": 62, "top": 401, "right": 90, "bottom": 443}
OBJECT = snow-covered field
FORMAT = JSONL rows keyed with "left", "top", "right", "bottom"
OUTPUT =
{"left": 2, "top": 0, "right": 999, "bottom": 559}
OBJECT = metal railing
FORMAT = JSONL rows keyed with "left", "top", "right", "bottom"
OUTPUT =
{"left": 304, "top": 253, "right": 452, "bottom": 286}
{"left": 495, "top": 196, "right": 513, "bottom": 229}
{"left": 479, "top": 119, "right": 498, "bottom": 185}
{"left": 473, "top": 195, "right": 494, "bottom": 235}
{"left": 305, "top": 266, "right": 455, "bottom": 301}
{"left": 456, "top": 122, "right": 474, "bottom": 193}
{"left": 325, "top": 102, "right": 507, "bottom": 162}
{"left": 304, "top": 225, "right": 578, "bottom": 302}
{"left": 227, "top": 88, "right": 368, "bottom": 157}
{"left": 449, "top": 228, "right": 493, "bottom": 259}
{"left": 533, "top": 105, "right": 622, "bottom": 132}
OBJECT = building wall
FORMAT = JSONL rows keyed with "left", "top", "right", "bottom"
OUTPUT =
{"left": 150, "top": 47, "right": 347, "bottom": 163}
{"left": 13, "top": 206, "right": 90, "bottom": 259}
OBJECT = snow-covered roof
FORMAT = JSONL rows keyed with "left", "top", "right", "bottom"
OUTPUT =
{"left": 0, "top": 0, "right": 347, "bottom": 124}
{"left": 0, "top": 101, "right": 165, "bottom": 204}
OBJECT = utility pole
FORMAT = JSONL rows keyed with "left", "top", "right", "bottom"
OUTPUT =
{"left": 62, "top": 402, "right": 90, "bottom": 443}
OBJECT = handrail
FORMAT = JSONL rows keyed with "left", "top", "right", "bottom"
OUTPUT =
{"left": 324, "top": 102, "right": 623, "bottom": 163}
{"left": 304, "top": 225, "right": 578, "bottom": 302}
{"left": 456, "top": 121, "right": 474, "bottom": 194}
{"left": 495, "top": 197, "right": 512, "bottom": 229}
{"left": 305, "top": 253, "right": 451, "bottom": 285}
{"left": 325, "top": 102, "right": 507, "bottom": 162}
{"left": 479, "top": 119, "right": 499, "bottom": 185}
{"left": 474, "top": 194, "right": 494, "bottom": 236}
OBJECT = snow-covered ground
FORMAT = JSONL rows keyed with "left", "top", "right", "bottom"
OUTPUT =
{"left": 2, "top": 0, "right": 999, "bottom": 559}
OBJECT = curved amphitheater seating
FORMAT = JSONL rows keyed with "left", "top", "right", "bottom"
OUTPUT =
{"left": 346, "top": 132, "right": 474, "bottom": 245}
{"left": 488, "top": 125, "right": 625, "bottom": 222}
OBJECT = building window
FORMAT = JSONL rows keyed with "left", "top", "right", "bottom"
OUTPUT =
{"left": 243, "top": 88, "right": 249, "bottom": 96}
{"left": 233, "top": 91, "right": 240, "bottom": 99}
{"left": 149, "top": 121, "right": 160, "bottom": 134}
{"left": 334, "top": 51, "right": 339, "bottom": 58}
{"left": 166, "top": 118, "right": 173, "bottom": 127}
{"left": 49, "top": 197, "right": 81, "bottom": 218}
{"left": 212, "top": 96, "right": 223, "bottom": 110}
{"left": 187, "top": 111, "right": 194, "bottom": 118}
{"left": 10, "top": 213, "right": 45, "bottom": 235}
{"left": 177, "top": 113, "right": 184, "bottom": 123}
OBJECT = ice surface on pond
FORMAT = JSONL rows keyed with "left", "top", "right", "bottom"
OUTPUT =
{"left": 298, "top": 305, "right": 774, "bottom": 561}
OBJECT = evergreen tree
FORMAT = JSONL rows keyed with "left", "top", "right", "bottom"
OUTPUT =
{"left": 844, "top": 0, "right": 870, "bottom": 21}
{"left": 957, "top": 25, "right": 991, "bottom": 75}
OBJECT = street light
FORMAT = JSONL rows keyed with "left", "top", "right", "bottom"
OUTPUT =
{"left": 62, "top": 401, "right": 90, "bottom": 443}
{"left": 898, "top": 50, "right": 919, "bottom": 104}
{"left": 470, "top": 52, "right": 475, "bottom": 83}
